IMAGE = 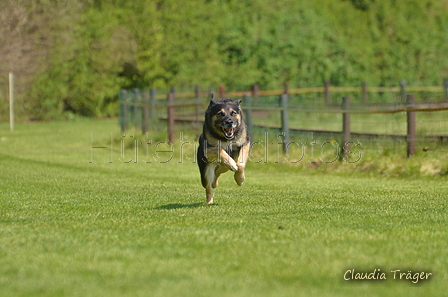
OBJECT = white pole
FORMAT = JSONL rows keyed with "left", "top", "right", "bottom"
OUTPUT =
{"left": 9, "top": 72, "right": 14, "bottom": 131}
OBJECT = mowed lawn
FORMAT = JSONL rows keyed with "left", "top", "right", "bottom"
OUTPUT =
{"left": 0, "top": 120, "right": 447, "bottom": 297}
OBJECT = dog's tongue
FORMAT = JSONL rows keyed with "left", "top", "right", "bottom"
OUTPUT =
{"left": 224, "top": 127, "right": 234, "bottom": 137}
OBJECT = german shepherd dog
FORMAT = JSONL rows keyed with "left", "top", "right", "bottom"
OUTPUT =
{"left": 197, "top": 95, "right": 251, "bottom": 204}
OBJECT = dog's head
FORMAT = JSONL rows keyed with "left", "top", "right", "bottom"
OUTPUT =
{"left": 206, "top": 95, "right": 243, "bottom": 140}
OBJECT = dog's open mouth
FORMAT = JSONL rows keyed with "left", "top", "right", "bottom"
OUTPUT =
{"left": 221, "top": 126, "right": 235, "bottom": 139}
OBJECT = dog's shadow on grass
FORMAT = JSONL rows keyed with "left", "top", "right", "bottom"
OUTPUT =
{"left": 155, "top": 202, "right": 218, "bottom": 210}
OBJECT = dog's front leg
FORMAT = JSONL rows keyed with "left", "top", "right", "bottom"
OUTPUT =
{"left": 206, "top": 146, "right": 238, "bottom": 172}
{"left": 234, "top": 141, "right": 251, "bottom": 186}
{"left": 203, "top": 163, "right": 217, "bottom": 204}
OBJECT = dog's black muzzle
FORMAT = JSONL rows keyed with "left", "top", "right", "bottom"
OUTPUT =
{"left": 220, "top": 118, "right": 237, "bottom": 139}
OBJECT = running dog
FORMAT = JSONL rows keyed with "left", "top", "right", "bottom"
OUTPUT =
{"left": 197, "top": 95, "right": 251, "bottom": 204}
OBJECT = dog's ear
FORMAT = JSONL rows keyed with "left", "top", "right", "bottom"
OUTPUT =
{"left": 236, "top": 99, "right": 242, "bottom": 106}
{"left": 209, "top": 93, "right": 217, "bottom": 106}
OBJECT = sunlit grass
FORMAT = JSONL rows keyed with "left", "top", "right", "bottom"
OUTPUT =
{"left": 0, "top": 120, "right": 447, "bottom": 296}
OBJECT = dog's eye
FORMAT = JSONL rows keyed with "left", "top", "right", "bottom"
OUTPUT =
{"left": 230, "top": 111, "right": 237, "bottom": 116}
{"left": 217, "top": 111, "right": 225, "bottom": 116}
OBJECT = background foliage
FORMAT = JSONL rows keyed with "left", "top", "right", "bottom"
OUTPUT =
{"left": 1, "top": 0, "right": 448, "bottom": 119}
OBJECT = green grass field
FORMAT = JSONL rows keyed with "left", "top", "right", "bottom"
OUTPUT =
{"left": 1, "top": 120, "right": 447, "bottom": 297}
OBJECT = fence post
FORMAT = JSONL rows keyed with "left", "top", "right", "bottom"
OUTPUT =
{"left": 195, "top": 85, "right": 201, "bottom": 123}
{"left": 142, "top": 90, "right": 149, "bottom": 134}
{"left": 132, "top": 89, "right": 140, "bottom": 128}
{"left": 244, "top": 93, "right": 253, "bottom": 137}
{"left": 219, "top": 85, "right": 225, "bottom": 98}
{"left": 407, "top": 94, "right": 416, "bottom": 158}
{"left": 252, "top": 84, "right": 259, "bottom": 106}
{"left": 444, "top": 80, "right": 448, "bottom": 102}
{"left": 9, "top": 72, "right": 14, "bottom": 132}
{"left": 400, "top": 79, "right": 407, "bottom": 102}
{"left": 284, "top": 82, "right": 289, "bottom": 95}
{"left": 119, "top": 90, "right": 128, "bottom": 133}
{"left": 325, "top": 80, "right": 330, "bottom": 105}
{"left": 362, "top": 81, "right": 368, "bottom": 104}
{"left": 341, "top": 96, "right": 351, "bottom": 161}
{"left": 167, "top": 92, "right": 175, "bottom": 143}
{"left": 150, "top": 88, "right": 156, "bottom": 119}
{"left": 280, "top": 94, "right": 290, "bottom": 154}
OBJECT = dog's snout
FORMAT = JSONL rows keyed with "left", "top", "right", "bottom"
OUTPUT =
{"left": 224, "top": 118, "right": 234, "bottom": 126}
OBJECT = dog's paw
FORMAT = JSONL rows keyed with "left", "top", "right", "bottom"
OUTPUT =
{"left": 234, "top": 170, "right": 245, "bottom": 186}
{"left": 227, "top": 158, "right": 238, "bottom": 172}
{"left": 206, "top": 188, "right": 214, "bottom": 204}
{"left": 222, "top": 156, "right": 238, "bottom": 171}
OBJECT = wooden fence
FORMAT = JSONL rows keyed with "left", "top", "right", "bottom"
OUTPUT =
{"left": 119, "top": 81, "right": 448, "bottom": 158}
